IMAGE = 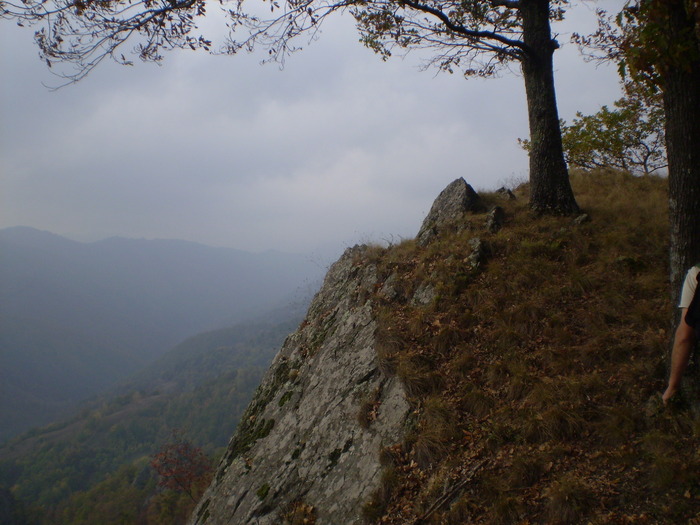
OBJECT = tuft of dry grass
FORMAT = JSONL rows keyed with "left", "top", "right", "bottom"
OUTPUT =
{"left": 507, "top": 452, "right": 548, "bottom": 488}
{"left": 432, "top": 325, "right": 463, "bottom": 357}
{"left": 374, "top": 317, "right": 406, "bottom": 376}
{"left": 411, "top": 397, "right": 458, "bottom": 470}
{"left": 450, "top": 346, "right": 478, "bottom": 378}
{"left": 361, "top": 467, "right": 399, "bottom": 523}
{"left": 490, "top": 494, "right": 524, "bottom": 525}
{"left": 524, "top": 405, "right": 587, "bottom": 443}
{"left": 459, "top": 388, "right": 495, "bottom": 418}
{"left": 412, "top": 429, "right": 450, "bottom": 471}
{"left": 592, "top": 405, "right": 640, "bottom": 446}
{"left": 445, "top": 496, "right": 476, "bottom": 524}
{"left": 283, "top": 500, "right": 317, "bottom": 525}
{"left": 640, "top": 429, "right": 688, "bottom": 491}
{"left": 395, "top": 353, "right": 443, "bottom": 399}
{"left": 544, "top": 472, "right": 594, "bottom": 525}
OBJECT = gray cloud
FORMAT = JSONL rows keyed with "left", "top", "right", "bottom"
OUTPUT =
{"left": 1, "top": 3, "right": 623, "bottom": 254}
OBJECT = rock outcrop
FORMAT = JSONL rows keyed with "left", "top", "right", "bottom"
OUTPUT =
{"left": 416, "top": 178, "right": 483, "bottom": 246}
{"left": 190, "top": 178, "right": 493, "bottom": 524}
{"left": 190, "top": 245, "right": 411, "bottom": 525}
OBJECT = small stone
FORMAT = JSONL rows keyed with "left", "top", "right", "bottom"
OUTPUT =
{"left": 411, "top": 282, "right": 436, "bottom": 306}
{"left": 485, "top": 206, "right": 505, "bottom": 233}
{"left": 466, "top": 238, "right": 489, "bottom": 270}
{"left": 378, "top": 273, "right": 400, "bottom": 301}
{"left": 573, "top": 213, "right": 591, "bottom": 225}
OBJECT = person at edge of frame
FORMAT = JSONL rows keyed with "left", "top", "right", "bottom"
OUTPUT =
{"left": 663, "top": 264, "right": 700, "bottom": 404}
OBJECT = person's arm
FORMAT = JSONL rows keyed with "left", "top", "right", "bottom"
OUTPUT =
{"left": 663, "top": 308, "right": 696, "bottom": 403}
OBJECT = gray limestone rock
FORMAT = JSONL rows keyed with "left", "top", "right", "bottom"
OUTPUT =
{"left": 416, "top": 178, "right": 483, "bottom": 246}
{"left": 466, "top": 238, "right": 489, "bottom": 270}
{"left": 377, "top": 272, "right": 400, "bottom": 302}
{"left": 411, "top": 282, "right": 436, "bottom": 306}
{"left": 485, "top": 206, "right": 505, "bottom": 233}
{"left": 189, "top": 245, "right": 411, "bottom": 525}
{"left": 573, "top": 213, "right": 591, "bottom": 226}
{"left": 496, "top": 186, "right": 517, "bottom": 200}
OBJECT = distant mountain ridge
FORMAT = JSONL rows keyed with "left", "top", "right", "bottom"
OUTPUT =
{"left": 0, "top": 227, "right": 324, "bottom": 441}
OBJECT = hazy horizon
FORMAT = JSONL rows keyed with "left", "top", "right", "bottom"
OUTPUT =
{"left": 1, "top": 1, "right": 625, "bottom": 254}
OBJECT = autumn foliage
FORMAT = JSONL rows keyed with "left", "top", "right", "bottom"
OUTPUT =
{"left": 150, "top": 435, "right": 213, "bottom": 503}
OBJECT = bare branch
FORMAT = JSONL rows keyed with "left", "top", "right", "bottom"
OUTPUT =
{"left": 398, "top": 0, "right": 527, "bottom": 55}
{"left": 3, "top": 0, "right": 555, "bottom": 82}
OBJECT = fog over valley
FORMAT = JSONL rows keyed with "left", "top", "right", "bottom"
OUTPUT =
{"left": 0, "top": 226, "right": 324, "bottom": 442}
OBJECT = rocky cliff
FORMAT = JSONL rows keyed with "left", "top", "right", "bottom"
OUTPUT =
{"left": 189, "top": 245, "right": 407, "bottom": 524}
{"left": 189, "top": 179, "right": 481, "bottom": 525}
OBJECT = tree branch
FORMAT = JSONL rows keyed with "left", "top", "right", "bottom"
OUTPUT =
{"left": 492, "top": 0, "right": 521, "bottom": 8}
{"left": 397, "top": 0, "right": 530, "bottom": 58}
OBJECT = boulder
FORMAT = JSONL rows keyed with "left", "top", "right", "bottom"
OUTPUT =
{"left": 416, "top": 178, "right": 483, "bottom": 246}
{"left": 466, "top": 238, "right": 489, "bottom": 271}
{"left": 496, "top": 186, "right": 517, "bottom": 200}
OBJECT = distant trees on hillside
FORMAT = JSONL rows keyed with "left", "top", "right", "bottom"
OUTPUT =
{"left": 575, "top": 0, "right": 700, "bottom": 299}
{"left": 0, "top": 319, "right": 290, "bottom": 524}
{"left": 561, "top": 82, "right": 666, "bottom": 176}
{"left": 520, "top": 80, "right": 667, "bottom": 176}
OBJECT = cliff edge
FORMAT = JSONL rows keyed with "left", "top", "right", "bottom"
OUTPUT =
{"left": 189, "top": 244, "right": 411, "bottom": 524}
{"left": 189, "top": 178, "right": 485, "bottom": 524}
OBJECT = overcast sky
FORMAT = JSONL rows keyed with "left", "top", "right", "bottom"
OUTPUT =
{"left": 1, "top": 1, "right": 624, "bottom": 258}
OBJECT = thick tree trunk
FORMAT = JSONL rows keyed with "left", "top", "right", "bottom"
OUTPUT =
{"left": 520, "top": 0, "right": 579, "bottom": 215}
{"left": 661, "top": 0, "right": 700, "bottom": 405}
{"left": 663, "top": 5, "right": 700, "bottom": 306}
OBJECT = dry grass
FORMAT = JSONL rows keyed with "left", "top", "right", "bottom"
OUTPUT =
{"left": 395, "top": 353, "right": 443, "bottom": 399}
{"left": 283, "top": 500, "right": 317, "bottom": 525}
{"left": 363, "top": 170, "right": 700, "bottom": 523}
{"left": 361, "top": 467, "right": 399, "bottom": 523}
{"left": 544, "top": 472, "right": 595, "bottom": 524}
{"left": 507, "top": 452, "right": 548, "bottom": 488}
{"left": 411, "top": 397, "right": 458, "bottom": 469}
{"left": 357, "top": 387, "right": 382, "bottom": 429}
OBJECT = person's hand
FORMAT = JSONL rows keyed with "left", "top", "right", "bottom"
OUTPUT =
{"left": 662, "top": 385, "right": 677, "bottom": 405}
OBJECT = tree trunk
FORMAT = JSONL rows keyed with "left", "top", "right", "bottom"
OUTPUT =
{"left": 520, "top": 0, "right": 579, "bottom": 215}
{"left": 660, "top": 0, "right": 700, "bottom": 405}
{"left": 663, "top": 2, "right": 700, "bottom": 306}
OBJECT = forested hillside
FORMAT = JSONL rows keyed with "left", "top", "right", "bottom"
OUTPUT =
{"left": 0, "top": 311, "right": 303, "bottom": 524}
{"left": 0, "top": 228, "right": 322, "bottom": 440}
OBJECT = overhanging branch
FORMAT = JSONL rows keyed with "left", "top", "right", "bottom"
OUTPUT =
{"left": 397, "top": 0, "right": 530, "bottom": 59}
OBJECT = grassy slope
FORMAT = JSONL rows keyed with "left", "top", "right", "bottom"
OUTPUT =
{"left": 359, "top": 171, "right": 699, "bottom": 524}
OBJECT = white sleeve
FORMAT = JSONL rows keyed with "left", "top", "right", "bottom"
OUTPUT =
{"left": 679, "top": 267, "right": 699, "bottom": 308}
